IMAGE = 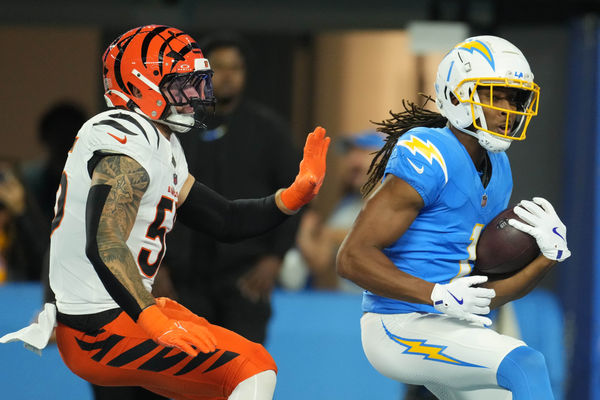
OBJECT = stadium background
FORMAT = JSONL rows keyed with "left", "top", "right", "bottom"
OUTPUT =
{"left": 0, "top": 0, "right": 599, "bottom": 398}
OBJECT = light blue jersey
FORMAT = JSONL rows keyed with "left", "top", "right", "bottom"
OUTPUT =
{"left": 362, "top": 126, "right": 513, "bottom": 314}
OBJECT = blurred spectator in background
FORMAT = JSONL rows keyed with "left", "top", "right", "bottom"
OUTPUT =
{"left": 21, "top": 102, "right": 87, "bottom": 225}
{"left": 21, "top": 103, "right": 89, "bottom": 305}
{"left": 280, "top": 130, "right": 384, "bottom": 292}
{"left": 162, "top": 31, "right": 301, "bottom": 344}
{"left": 0, "top": 162, "right": 47, "bottom": 282}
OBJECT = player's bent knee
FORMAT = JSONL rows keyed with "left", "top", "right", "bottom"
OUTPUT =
{"left": 497, "top": 346, "right": 553, "bottom": 400}
{"left": 250, "top": 342, "right": 277, "bottom": 372}
{"left": 228, "top": 341, "right": 277, "bottom": 394}
{"left": 228, "top": 370, "right": 276, "bottom": 400}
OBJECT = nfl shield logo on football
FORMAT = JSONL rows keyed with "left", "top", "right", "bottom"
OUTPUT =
{"left": 481, "top": 194, "right": 488, "bottom": 207}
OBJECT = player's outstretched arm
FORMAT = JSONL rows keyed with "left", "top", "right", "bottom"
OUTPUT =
{"left": 278, "top": 126, "right": 330, "bottom": 213}
{"left": 483, "top": 197, "right": 570, "bottom": 309}
{"left": 175, "top": 126, "right": 330, "bottom": 242}
{"left": 86, "top": 155, "right": 216, "bottom": 356}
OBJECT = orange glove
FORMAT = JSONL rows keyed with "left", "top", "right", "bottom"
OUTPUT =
{"left": 281, "top": 126, "right": 330, "bottom": 211}
{"left": 137, "top": 304, "right": 217, "bottom": 357}
{"left": 155, "top": 297, "right": 207, "bottom": 326}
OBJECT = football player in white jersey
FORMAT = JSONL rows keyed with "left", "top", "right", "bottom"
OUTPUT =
{"left": 47, "top": 25, "right": 329, "bottom": 400}
{"left": 337, "top": 36, "right": 569, "bottom": 399}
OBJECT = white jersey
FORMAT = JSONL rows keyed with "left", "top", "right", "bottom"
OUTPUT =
{"left": 49, "top": 109, "right": 188, "bottom": 315}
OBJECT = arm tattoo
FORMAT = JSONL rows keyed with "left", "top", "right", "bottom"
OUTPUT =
{"left": 91, "top": 155, "right": 154, "bottom": 310}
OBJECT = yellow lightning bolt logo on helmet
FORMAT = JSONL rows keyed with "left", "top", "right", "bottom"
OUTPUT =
{"left": 381, "top": 320, "right": 485, "bottom": 368}
{"left": 455, "top": 40, "right": 495, "bottom": 70}
{"left": 398, "top": 135, "right": 448, "bottom": 183}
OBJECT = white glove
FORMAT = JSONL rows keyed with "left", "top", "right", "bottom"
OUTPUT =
{"left": 430, "top": 275, "right": 495, "bottom": 326}
{"left": 508, "top": 197, "right": 571, "bottom": 262}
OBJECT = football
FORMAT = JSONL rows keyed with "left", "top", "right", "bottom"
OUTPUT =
{"left": 474, "top": 207, "right": 540, "bottom": 277}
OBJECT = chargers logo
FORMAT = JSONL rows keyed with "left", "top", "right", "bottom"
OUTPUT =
{"left": 381, "top": 320, "right": 485, "bottom": 368}
{"left": 397, "top": 135, "right": 448, "bottom": 183}
{"left": 455, "top": 40, "right": 495, "bottom": 71}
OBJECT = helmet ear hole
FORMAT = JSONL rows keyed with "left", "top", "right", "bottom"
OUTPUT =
{"left": 127, "top": 82, "right": 142, "bottom": 98}
{"left": 449, "top": 92, "right": 459, "bottom": 106}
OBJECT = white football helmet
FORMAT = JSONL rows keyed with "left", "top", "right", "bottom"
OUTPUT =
{"left": 434, "top": 35, "right": 540, "bottom": 152}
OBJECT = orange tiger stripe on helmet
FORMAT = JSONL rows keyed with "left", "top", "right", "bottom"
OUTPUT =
{"left": 102, "top": 25, "right": 210, "bottom": 121}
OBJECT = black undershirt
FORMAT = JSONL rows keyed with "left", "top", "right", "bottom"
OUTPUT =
{"left": 479, "top": 153, "right": 492, "bottom": 188}
{"left": 176, "top": 180, "right": 289, "bottom": 243}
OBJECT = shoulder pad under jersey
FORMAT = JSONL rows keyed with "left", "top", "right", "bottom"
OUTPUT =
{"left": 87, "top": 109, "right": 163, "bottom": 150}
{"left": 82, "top": 109, "right": 164, "bottom": 176}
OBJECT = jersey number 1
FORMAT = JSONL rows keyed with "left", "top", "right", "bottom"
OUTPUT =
{"left": 456, "top": 223, "right": 484, "bottom": 279}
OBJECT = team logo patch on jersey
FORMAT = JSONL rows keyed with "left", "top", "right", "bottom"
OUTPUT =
{"left": 398, "top": 135, "right": 448, "bottom": 183}
{"left": 381, "top": 320, "right": 485, "bottom": 368}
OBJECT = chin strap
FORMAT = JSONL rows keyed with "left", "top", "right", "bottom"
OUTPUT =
{"left": 132, "top": 105, "right": 209, "bottom": 134}
{"left": 453, "top": 124, "right": 511, "bottom": 153}
{"left": 155, "top": 117, "right": 195, "bottom": 133}
{"left": 477, "top": 130, "right": 511, "bottom": 153}
{"left": 162, "top": 106, "right": 201, "bottom": 133}
{"left": 467, "top": 101, "right": 512, "bottom": 153}
{"left": 139, "top": 106, "right": 204, "bottom": 133}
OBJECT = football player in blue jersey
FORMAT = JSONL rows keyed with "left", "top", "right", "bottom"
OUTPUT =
{"left": 337, "top": 35, "right": 570, "bottom": 399}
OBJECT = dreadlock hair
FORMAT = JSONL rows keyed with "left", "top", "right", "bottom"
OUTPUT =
{"left": 361, "top": 96, "right": 448, "bottom": 196}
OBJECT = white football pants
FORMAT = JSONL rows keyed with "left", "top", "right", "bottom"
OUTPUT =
{"left": 361, "top": 312, "right": 525, "bottom": 400}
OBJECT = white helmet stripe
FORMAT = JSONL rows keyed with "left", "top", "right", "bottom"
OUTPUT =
{"left": 105, "top": 89, "right": 131, "bottom": 103}
{"left": 132, "top": 68, "right": 161, "bottom": 93}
